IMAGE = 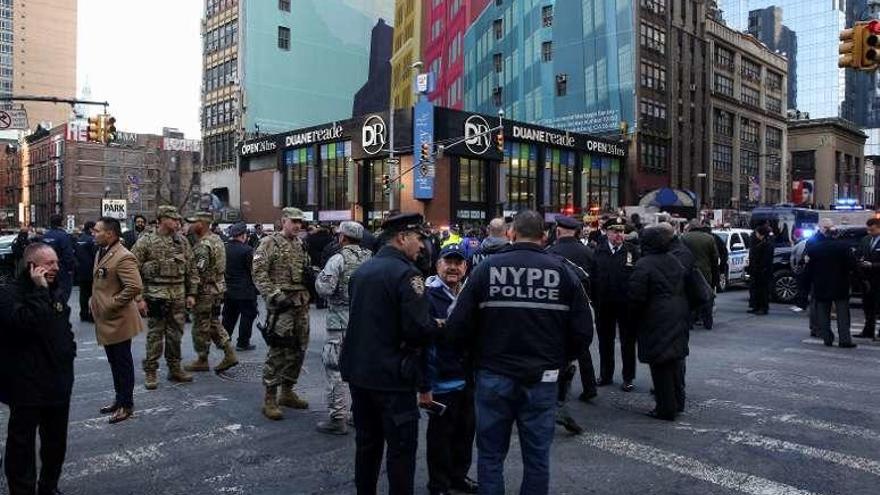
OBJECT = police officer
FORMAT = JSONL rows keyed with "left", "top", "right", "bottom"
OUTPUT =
{"left": 183, "top": 212, "right": 239, "bottom": 373}
{"left": 314, "top": 221, "right": 372, "bottom": 435}
{"left": 41, "top": 214, "right": 76, "bottom": 302}
{"left": 74, "top": 221, "right": 98, "bottom": 322}
{"left": 222, "top": 222, "right": 259, "bottom": 351}
{"left": 446, "top": 210, "right": 593, "bottom": 495}
{"left": 340, "top": 213, "right": 441, "bottom": 495}
{"left": 131, "top": 205, "right": 195, "bottom": 390}
{"left": 252, "top": 207, "right": 312, "bottom": 420}
{"left": 592, "top": 217, "right": 640, "bottom": 392}
{"left": 857, "top": 218, "right": 880, "bottom": 340}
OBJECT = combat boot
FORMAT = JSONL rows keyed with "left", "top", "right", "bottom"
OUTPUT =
{"left": 213, "top": 342, "right": 239, "bottom": 373}
{"left": 262, "top": 387, "right": 283, "bottom": 420}
{"left": 278, "top": 385, "right": 309, "bottom": 409}
{"left": 168, "top": 366, "right": 194, "bottom": 383}
{"left": 184, "top": 355, "right": 210, "bottom": 372}
{"left": 144, "top": 370, "right": 158, "bottom": 390}
{"left": 316, "top": 418, "right": 348, "bottom": 435}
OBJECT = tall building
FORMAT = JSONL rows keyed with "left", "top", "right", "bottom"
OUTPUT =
{"left": 8, "top": 0, "right": 78, "bottom": 128}
{"left": 390, "top": 0, "right": 421, "bottom": 109}
{"left": 747, "top": 6, "right": 797, "bottom": 111}
{"left": 719, "top": 0, "right": 845, "bottom": 120}
{"left": 200, "top": 0, "right": 393, "bottom": 210}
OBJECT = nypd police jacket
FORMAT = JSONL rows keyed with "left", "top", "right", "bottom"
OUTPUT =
{"left": 447, "top": 243, "right": 594, "bottom": 383}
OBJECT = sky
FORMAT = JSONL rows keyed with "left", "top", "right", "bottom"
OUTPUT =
{"left": 77, "top": 0, "right": 203, "bottom": 138}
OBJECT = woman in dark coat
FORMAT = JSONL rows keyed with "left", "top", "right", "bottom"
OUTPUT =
{"left": 628, "top": 225, "right": 690, "bottom": 421}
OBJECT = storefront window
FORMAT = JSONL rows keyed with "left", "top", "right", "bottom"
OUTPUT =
{"left": 284, "top": 147, "right": 314, "bottom": 208}
{"left": 320, "top": 141, "right": 352, "bottom": 212}
{"left": 545, "top": 148, "right": 575, "bottom": 213}
{"left": 367, "top": 159, "right": 395, "bottom": 227}
{"left": 505, "top": 142, "right": 537, "bottom": 211}
{"left": 582, "top": 155, "right": 621, "bottom": 211}
{"left": 458, "top": 157, "right": 486, "bottom": 202}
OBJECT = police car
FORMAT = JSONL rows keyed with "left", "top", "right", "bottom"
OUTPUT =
{"left": 712, "top": 228, "right": 752, "bottom": 292}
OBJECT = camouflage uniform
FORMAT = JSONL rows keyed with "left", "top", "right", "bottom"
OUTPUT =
{"left": 190, "top": 231, "right": 231, "bottom": 355}
{"left": 315, "top": 241, "right": 371, "bottom": 422}
{"left": 130, "top": 206, "right": 194, "bottom": 377}
{"left": 252, "top": 218, "right": 311, "bottom": 390}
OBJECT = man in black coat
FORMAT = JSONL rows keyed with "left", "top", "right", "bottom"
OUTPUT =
{"left": 222, "top": 222, "right": 259, "bottom": 351}
{"left": 747, "top": 225, "right": 775, "bottom": 315}
{"left": 74, "top": 221, "right": 98, "bottom": 322}
{"left": 546, "top": 215, "right": 597, "bottom": 404}
{"left": 340, "top": 213, "right": 442, "bottom": 495}
{"left": 805, "top": 226, "right": 857, "bottom": 348}
{"left": 122, "top": 215, "right": 147, "bottom": 250}
{"left": 0, "top": 242, "right": 76, "bottom": 495}
{"left": 40, "top": 214, "right": 76, "bottom": 303}
{"left": 856, "top": 218, "right": 880, "bottom": 340}
{"left": 591, "top": 217, "right": 640, "bottom": 392}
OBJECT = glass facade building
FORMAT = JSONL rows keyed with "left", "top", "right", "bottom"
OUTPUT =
{"left": 718, "top": 0, "right": 846, "bottom": 119}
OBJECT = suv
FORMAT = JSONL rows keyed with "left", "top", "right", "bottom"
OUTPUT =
{"left": 712, "top": 228, "right": 752, "bottom": 291}
{"left": 770, "top": 226, "right": 866, "bottom": 303}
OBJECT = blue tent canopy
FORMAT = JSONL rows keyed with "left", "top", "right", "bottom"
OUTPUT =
{"left": 638, "top": 188, "right": 696, "bottom": 208}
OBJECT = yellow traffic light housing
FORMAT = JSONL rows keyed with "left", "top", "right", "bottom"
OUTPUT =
{"left": 420, "top": 142, "right": 431, "bottom": 163}
{"left": 87, "top": 115, "right": 103, "bottom": 143}
{"left": 839, "top": 20, "right": 880, "bottom": 70}
{"left": 381, "top": 174, "right": 391, "bottom": 192}
{"left": 104, "top": 115, "right": 117, "bottom": 144}
{"left": 496, "top": 132, "right": 504, "bottom": 153}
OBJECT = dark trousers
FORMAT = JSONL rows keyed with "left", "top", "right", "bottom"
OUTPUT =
{"left": 557, "top": 349, "right": 596, "bottom": 402}
{"left": 4, "top": 403, "right": 70, "bottom": 495}
{"left": 861, "top": 283, "right": 880, "bottom": 337}
{"left": 750, "top": 275, "right": 771, "bottom": 312}
{"left": 78, "top": 280, "right": 93, "bottom": 320}
{"left": 104, "top": 339, "right": 135, "bottom": 408}
{"left": 816, "top": 298, "right": 852, "bottom": 345}
{"left": 426, "top": 388, "right": 475, "bottom": 492}
{"left": 597, "top": 300, "right": 636, "bottom": 383}
{"left": 350, "top": 386, "right": 419, "bottom": 495}
{"left": 222, "top": 297, "right": 258, "bottom": 346}
{"left": 649, "top": 359, "right": 685, "bottom": 420}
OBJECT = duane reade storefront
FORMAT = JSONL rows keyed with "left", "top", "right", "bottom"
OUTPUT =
{"left": 237, "top": 107, "right": 627, "bottom": 227}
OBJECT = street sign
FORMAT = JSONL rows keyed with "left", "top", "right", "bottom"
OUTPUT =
{"left": 101, "top": 199, "right": 127, "bottom": 220}
{"left": 385, "top": 158, "right": 400, "bottom": 165}
{"left": 0, "top": 109, "right": 27, "bottom": 130}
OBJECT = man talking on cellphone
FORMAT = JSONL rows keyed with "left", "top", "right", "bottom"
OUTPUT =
{"left": 0, "top": 242, "right": 76, "bottom": 495}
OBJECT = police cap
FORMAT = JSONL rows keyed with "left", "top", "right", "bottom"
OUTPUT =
{"left": 185, "top": 211, "right": 214, "bottom": 224}
{"left": 157, "top": 205, "right": 181, "bottom": 220}
{"left": 554, "top": 215, "right": 582, "bottom": 230}
{"left": 603, "top": 217, "right": 627, "bottom": 231}
{"left": 227, "top": 222, "right": 248, "bottom": 237}
{"left": 381, "top": 212, "right": 427, "bottom": 236}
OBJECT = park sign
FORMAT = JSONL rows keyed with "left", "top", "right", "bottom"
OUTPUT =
{"left": 101, "top": 199, "right": 127, "bottom": 220}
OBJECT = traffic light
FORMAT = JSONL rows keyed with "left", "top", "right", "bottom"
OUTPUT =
{"left": 496, "top": 132, "right": 504, "bottom": 153}
{"left": 104, "top": 115, "right": 117, "bottom": 144}
{"left": 420, "top": 142, "right": 431, "bottom": 163}
{"left": 381, "top": 174, "right": 391, "bottom": 192}
{"left": 87, "top": 115, "right": 103, "bottom": 143}
{"left": 862, "top": 20, "right": 880, "bottom": 69}
{"left": 839, "top": 20, "right": 880, "bottom": 70}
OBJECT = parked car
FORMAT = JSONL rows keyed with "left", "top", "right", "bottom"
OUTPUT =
{"left": 712, "top": 228, "right": 752, "bottom": 291}
{"left": 0, "top": 233, "right": 16, "bottom": 282}
{"left": 770, "top": 226, "right": 866, "bottom": 304}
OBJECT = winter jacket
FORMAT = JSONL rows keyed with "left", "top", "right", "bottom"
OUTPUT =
{"left": 681, "top": 228, "right": 720, "bottom": 288}
{"left": 74, "top": 231, "right": 98, "bottom": 283}
{"left": 469, "top": 236, "right": 508, "bottom": 268}
{"left": 421, "top": 276, "right": 468, "bottom": 394}
{"left": 748, "top": 237, "right": 775, "bottom": 281}
{"left": 628, "top": 228, "right": 690, "bottom": 365}
{"left": 591, "top": 240, "right": 640, "bottom": 304}
{"left": 805, "top": 235, "right": 855, "bottom": 301}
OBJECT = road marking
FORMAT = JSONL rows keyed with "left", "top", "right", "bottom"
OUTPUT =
{"left": 704, "top": 378, "right": 880, "bottom": 417}
{"left": 76, "top": 356, "right": 108, "bottom": 362}
{"left": 69, "top": 395, "right": 229, "bottom": 431}
{"left": 801, "top": 338, "right": 880, "bottom": 351}
{"left": 578, "top": 430, "right": 819, "bottom": 495}
{"left": 63, "top": 423, "right": 247, "bottom": 480}
{"left": 783, "top": 347, "right": 880, "bottom": 365}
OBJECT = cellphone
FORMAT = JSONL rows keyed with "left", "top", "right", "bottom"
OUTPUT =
{"left": 419, "top": 400, "right": 447, "bottom": 416}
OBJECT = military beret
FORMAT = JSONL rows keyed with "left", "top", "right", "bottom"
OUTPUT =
{"left": 157, "top": 205, "right": 181, "bottom": 220}
{"left": 381, "top": 212, "right": 427, "bottom": 235}
{"left": 282, "top": 207, "right": 305, "bottom": 221}
{"left": 227, "top": 222, "right": 248, "bottom": 237}
{"left": 555, "top": 215, "right": 582, "bottom": 230}
{"left": 185, "top": 211, "right": 214, "bottom": 223}
{"left": 338, "top": 221, "right": 364, "bottom": 240}
{"left": 603, "top": 217, "right": 627, "bottom": 231}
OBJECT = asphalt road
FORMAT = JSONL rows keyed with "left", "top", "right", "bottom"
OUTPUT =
{"left": 2, "top": 287, "right": 880, "bottom": 495}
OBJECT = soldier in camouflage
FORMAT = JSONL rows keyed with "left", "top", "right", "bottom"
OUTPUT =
{"left": 252, "top": 207, "right": 312, "bottom": 420}
{"left": 131, "top": 205, "right": 195, "bottom": 389}
{"left": 314, "top": 221, "right": 371, "bottom": 435}
{"left": 183, "top": 212, "right": 239, "bottom": 373}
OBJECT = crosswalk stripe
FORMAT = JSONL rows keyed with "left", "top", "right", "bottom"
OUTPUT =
{"left": 68, "top": 394, "right": 229, "bottom": 431}
{"left": 783, "top": 347, "right": 880, "bottom": 365}
{"left": 800, "top": 339, "right": 880, "bottom": 351}
{"left": 578, "top": 430, "right": 819, "bottom": 495}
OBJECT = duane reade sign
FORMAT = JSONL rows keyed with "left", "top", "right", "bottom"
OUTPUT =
{"left": 101, "top": 199, "right": 127, "bottom": 219}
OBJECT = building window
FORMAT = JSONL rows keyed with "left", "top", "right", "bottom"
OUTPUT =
{"left": 495, "top": 0, "right": 502, "bottom": 5}
{"left": 556, "top": 74, "right": 568, "bottom": 96}
{"left": 493, "top": 19, "right": 503, "bottom": 40}
{"left": 542, "top": 5, "right": 553, "bottom": 27}
{"left": 493, "top": 86, "right": 503, "bottom": 106}
{"left": 741, "top": 58, "right": 761, "bottom": 82}
{"left": 766, "top": 95, "right": 782, "bottom": 114}
{"left": 277, "top": 26, "right": 291, "bottom": 50}
{"left": 712, "top": 143, "right": 733, "bottom": 174}
{"left": 740, "top": 118, "right": 759, "bottom": 145}
{"left": 766, "top": 126, "right": 782, "bottom": 149}
{"left": 505, "top": 142, "right": 538, "bottom": 211}
{"left": 493, "top": 53, "right": 503, "bottom": 73}
{"left": 320, "top": 141, "right": 351, "bottom": 211}
{"left": 713, "top": 74, "right": 733, "bottom": 97}
{"left": 640, "top": 98, "right": 667, "bottom": 128}
{"left": 741, "top": 85, "right": 760, "bottom": 108}
{"left": 640, "top": 60, "right": 666, "bottom": 91}
{"left": 640, "top": 0, "right": 665, "bottom": 14}
{"left": 546, "top": 148, "right": 575, "bottom": 213}
{"left": 459, "top": 158, "right": 487, "bottom": 203}
{"left": 767, "top": 156, "right": 781, "bottom": 180}
{"left": 640, "top": 138, "right": 668, "bottom": 173}
{"left": 767, "top": 71, "right": 783, "bottom": 91}
{"left": 713, "top": 180, "right": 732, "bottom": 207}
{"left": 713, "top": 109, "right": 732, "bottom": 137}
{"left": 640, "top": 21, "right": 666, "bottom": 54}
{"left": 714, "top": 46, "right": 733, "bottom": 69}
{"left": 740, "top": 149, "right": 759, "bottom": 178}
{"left": 542, "top": 42, "right": 553, "bottom": 62}
{"left": 278, "top": 0, "right": 290, "bottom": 12}
{"left": 285, "top": 147, "right": 313, "bottom": 208}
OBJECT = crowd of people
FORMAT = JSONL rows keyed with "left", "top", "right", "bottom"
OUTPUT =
{"left": 7, "top": 203, "right": 869, "bottom": 495}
